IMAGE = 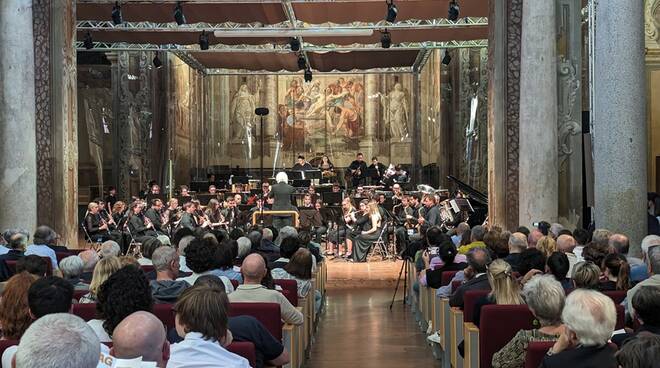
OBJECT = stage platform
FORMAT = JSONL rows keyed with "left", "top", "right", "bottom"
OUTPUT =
{"left": 324, "top": 257, "right": 405, "bottom": 289}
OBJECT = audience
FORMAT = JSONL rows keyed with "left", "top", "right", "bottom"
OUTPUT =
{"left": 79, "top": 256, "right": 122, "bottom": 303}
{"left": 176, "top": 236, "right": 234, "bottom": 293}
{"left": 518, "top": 248, "right": 547, "bottom": 283}
{"left": 600, "top": 253, "right": 630, "bottom": 291}
{"left": 546, "top": 252, "right": 572, "bottom": 290}
{"left": 138, "top": 237, "right": 162, "bottom": 266}
{"left": 449, "top": 247, "right": 492, "bottom": 308}
{"left": 504, "top": 233, "right": 527, "bottom": 272}
{"left": 572, "top": 228, "right": 590, "bottom": 261}
{"left": 615, "top": 335, "right": 660, "bottom": 368}
{"left": 451, "top": 222, "right": 470, "bottom": 247}
{"left": 492, "top": 275, "right": 565, "bottom": 368}
{"left": 211, "top": 240, "right": 243, "bottom": 283}
{"left": 15, "top": 255, "right": 48, "bottom": 278}
{"left": 422, "top": 238, "right": 468, "bottom": 288}
{"left": 556, "top": 234, "right": 577, "bottom": 277}
{"left": 528, "top": 229, "right": 543, "bottom": 248}
{"left": 541, "top": 289, "right": 617, "bottom": 368}
{"left": 151, "top": 246, "right": 189, "bottom": 303}
{"left": 613, "top": 286, "right": 660, "bottom": 346}
{"left": 472, "top": 259, "right": 524, "bottom": 327}
{"left": 99, "top": 240, "right": 121, "bottom": 258}
{"left": 25, "top": 226, "right": 59, "bottom": 270}
{"left": 591, "top": 228, "right": 613, "bottom": 248}
{"left": 177, "top": 235, "right": 195, "bottom": 273}
{"left": 572, "top": 261, "right": 601, "bottom": 290}
{"left": 457, "top": 225, "right": 486, "bottom": 254}
{"left": 59, "top": 255, "right": 90, "bottom": 290}
{"left": 111, "top": 311, "right": 170, "bottom": 367}
{"left": 0, "top": 233, "right": 27, "bottom": 281}
{"left": 627, "top": 245, "right": 660, "bottom": 314}
{"left": 79, "top": 249, "right": 100, "bottom": 283}
{"left": 536, "top": 236, "right": 557, "bottom": 259}
{"left": 0, "top": 272, "right": 38, "bottom": 340}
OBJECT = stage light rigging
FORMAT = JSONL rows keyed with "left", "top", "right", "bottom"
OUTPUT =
{"left": 111, "top": 2, "right": 122, "bottom": 25}
{"left": 442, "top": 50, "right": 452, "bottom": 65}
{"left": 174, "top": 2, "right": 186, "bottom": 25}
{"left": 290, "top": 38, "right": 301, "bottom": 52}
{"left": 297, "top": 54, "right": 306, "bottom": 70}
{"left": 385, "top": 0, "right": 398, "bottom": 23}
{"left": 448, "top": 0, "right": 460, "bottom": 22}
{"left": 83, "top": 32, "right": 94, "bottom": 49}
{"left": 304, "top": 68, "right": 313, "bottom": 83}
{"left": 199, "top": 30, "right": 209, "bottom": 50}
{"left": 381, "top": 29, "right": 392, "bottom": 48}
{"left": 153, "top": 55, "right": 163, "bottom": 68}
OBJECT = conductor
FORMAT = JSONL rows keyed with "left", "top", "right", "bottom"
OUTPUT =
{"left": 269, "top": 172, "right": 297, "bottom": 229}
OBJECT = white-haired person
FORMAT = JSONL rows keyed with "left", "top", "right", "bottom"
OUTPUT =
{"left": 492, "top": 275, "right": 565, "bottom": 368}
{"left": 269, "top": 172, "right": 296, "bottom": 230}
{"left": 541, "top": 289, "right": 617, "bottom": 368}
{"left": 99, "top": 240, "right": 121, "bottom": 258}
{"left": 59, "top": 256, "right": 90, "bottom": 291}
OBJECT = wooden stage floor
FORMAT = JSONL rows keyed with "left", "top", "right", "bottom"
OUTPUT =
{"left": 324, "top": 257, "right": 406, "bottom": 289}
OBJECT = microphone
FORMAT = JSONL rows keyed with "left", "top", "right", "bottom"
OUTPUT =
{"left": 255, "top": 107, "right": 269, "bottom": 116}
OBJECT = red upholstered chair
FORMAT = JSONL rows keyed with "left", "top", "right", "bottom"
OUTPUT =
{"left": 139, "top": 265, "right": 155, "bottom": 274}
{"left": 69, "top": 249, "right": 86, "bottom": 255}
{"left": 479, "top": 305, "right": 537, "bottom": 368}
{"left": 72, "top": 303, "right": 98, "bottom": 321}
{"left": 0, "top": 339, "right": 18, "bottom": 363}
{"left": 524, "top": 341, "right": 554, "bottom": 368}
{"left": 603, "top": 290, "right": 626, "bottom": 304}
{"left": 615, "top": 304, "right": 625, "bottom": 330}
{"left": 153, "top": 303, "right": 176, "bottom": 330}
{"left": 441, "top": 270, "right": 459, "bottom": 286}
{"left": 462, "top": 290, "right": 491, "bottom": 321}
{"left": 73, "top": 289, "right": 89, "bottom": 302}
{"left": 229, "top": 303, "right": 283, "bottom": 341}
{"left": 227, "top": 341, "right": 257, "bottom": 368}
{"left": 451, "top": 280, "right": 462, "bottom": 292}
{"left": 230, "top": 279, "right": 240, "bottom": 289}
{"left": 5, "top": 257, "right": 52, "bottom": 277}
{"left": 56, "top": 252, "right": 71, "bottom": 263}
{"left": 273, "top": 279, "right": 298, "bottom": 307}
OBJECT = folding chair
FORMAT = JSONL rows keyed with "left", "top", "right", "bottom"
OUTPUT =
{"left": 368, "top": 225, "right": 392, "bottom": 261}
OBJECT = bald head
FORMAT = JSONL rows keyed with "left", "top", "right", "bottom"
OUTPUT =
{"left": 608, "top": 234, "right": 629, "bottom": 254}
{"left": 557, "top": 234, "right": 577, "bottom": 253}
{"left": 241, "top": 253, "right": 266, "bottom": 283}
{"left": 528, "top": 229, "right": 543, "bottom": 248}
{"left": 112, "top": 311, "right": 168, "bottom": 367}
{"left": 78, "top": 250, "right": 99, "bottom": 272}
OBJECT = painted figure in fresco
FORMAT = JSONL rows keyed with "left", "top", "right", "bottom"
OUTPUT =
{"left": 381, "top": 83, "right": 409, "bottom": 139}
{"left": 333, "top": 105, "right": 360, "bottom": 137}
{"left": 285, "top": 79, "right": 304, "bottom": 109}
{"left": 230, "top": 83, "right": 259, "bottom": 140}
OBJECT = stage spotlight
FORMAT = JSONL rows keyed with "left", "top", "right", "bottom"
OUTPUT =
{"left": 385, "top": 0, "right": 398, "bottom": 23}
{"left": 174, "top": 2, "right": 186, "bottom": 25}
{"left": 442, "top": 50, "right": 452, "bottom": 65}
{"left": 448, "top": 0, "right": 460, "bottom": 22}
{"left": 304, "top": 69, "right": 313, "bottom": 83}
{"left": 297, "top": 55, "right": 306, "bottom": 70}
{"left": 199, "top": 30, "right": 209, "bottom": 50}
{"left": 290, "top": 38, "right": 301, "bottom": 52}
{"left": 83, "top": 32, "right": 94, "bottom": 49}
{"left": 153, "top": 55, "right": 163, "bottom": 68}
{"left": 380, "top": 30, "right": 391, "bottom": 48}
{"left": 111, "top": 2, "right": 122, "bottom": 25}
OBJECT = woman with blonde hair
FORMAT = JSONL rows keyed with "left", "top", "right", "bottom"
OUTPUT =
{"left": 0, "top": 272, "right": 39, "bottom": 340}
{"left": 352, "top": 200, "right": 382, "bottom": 262}
{"left": 79, "top": 256, "right": 122, "bottom": 303}
{"left": 536, "top": 236, "right": 557, "bottom": 259}
{"left": 473, "top": 259, "right": 525, "bottom": 326}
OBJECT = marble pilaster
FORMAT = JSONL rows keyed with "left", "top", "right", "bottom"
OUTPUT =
{"left": 0, "top": 0, "right": 38, "bottom": 232}
{"left": 593, "top": 1, "right": 647, "bottom": 252}
{"left": 411, "top": 72, "right": 423, "bottom": 184}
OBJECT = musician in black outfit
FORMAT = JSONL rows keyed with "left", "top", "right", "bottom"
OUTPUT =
{"left": 367, "top": 157, "right": 387, "bottom": 185}
{"left": 269, "top": 172, "right": 297, "bottom": 230}
{"left": 84, "top": 202, "right": 112, "bottom": 242}
{"left": 221, "top": 197, "right": 241, "bottom": 229}
{"left": 348, "top": 152, "right": 368, "bottom": 188}
{"left": 144, "top": 199, "right": 165, "bottom": 234}
{"left": 105, "top": 186, "right": 118, "bottom": 213}
{"left": 127, "top": 201, "right": 157, "bottom": 242}
{"left": 292, "top": 155, "right": 314, "bottom": 171}
{"left": 178, "top": 202, "right": 198, "bottom": 232}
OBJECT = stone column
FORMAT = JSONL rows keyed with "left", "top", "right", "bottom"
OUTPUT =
{"left": 364, "top": 74, "right": 378, "bottom": 138}
{"left": 0, "top": 0, "right": 38, "bottom": 233}
{"left": 264, "top": 75, "right": 278, "bottom": 138}
{"left": 593, "top": 1, "right": 647, "bottom": 251}
{"left": 411, "top": 72, "right": 423, "bottom": 184}
{"left": 518, "top": 0, "right": 558, "bottom": 227}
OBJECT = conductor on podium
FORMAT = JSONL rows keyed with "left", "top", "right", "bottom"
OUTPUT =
{"left": 269, "top": 172, "right": 297, "bottom": 229}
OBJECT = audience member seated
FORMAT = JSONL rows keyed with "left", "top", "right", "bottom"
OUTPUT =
{"left": 484, "top": 230, "right": 510, "bottom": 260}
{"left": 635, "top": 235, "right": 660, "bottom": 282}
{"left": 176, "top": 236, "right": 234, "bottom": 293}
{"left": 14, "top": 314, "right": 101, "bottom": 368}
{"left": 492, "top": 275, "right": 565, "bottom": 368}
{"left": 627, "top": 245, "right": 660, "bottom": 314}
{"left": 572, "top": 261, "right": 601, "bottom": 290}
{"left": 270, "top": 237, "right": 301, "bottom": 270}
{"left": 150, "top": 246, "right": 190, "bottom": 304}
{"left": 236, "top": 237, "right": 251, "bottom": 265}
{"left": 536, "top": 236, "right": 557, "bottom": 260}
{"left": 271, "top": 248, "right": 313, "bottom": 299}
{"left": 600, "top": 253, "right": 630, "bottom": 291}
{"left": 15, "top": 255, "right": 48, "bottom": 278}
{"left": 556, "top": 234, "right": 578, "bottom": 276}
{"left": 572, "top": 228, "right": 590, "bottom": 261}
{"left": 257, "top": 228, "right": 280, "bottom": 263}
{"left": 89, "top": 265, "right": 153, "bottom": 343}
{"left": 541, "top": 289, "right": 617, "bottom": 368}
{"left": 504, "top": 233, "right": 528, "bottom": 272}
{"left": 582, "top": 242, "right": 608, "bottom": 269}
{"left": 518, "top": 248, "right": 547, "bottom": 284}
{"left": 111, "top": 311, "right": 170, "bottom": 367}
{"left": 0, "top": 272, "right": 38, "bottom": 340}
{"left": 546, "top": 252, "right": 572, "bottom": 290}
{"left": 79, "top": 256, "right": 122, "bottom": 303}
{"left": 449, "top": 247, "right": 492, "bottom": 308}
{"left": 169, "top": 286, "right": 250, "bottom": 368}
{"left": 472, "top": 259, "right": 524, "bottom": 327}
{"left": 527, "top": 228, "right": 543, "bottom": 248}
{"left": 421, "top": 237, "right": 468, "bottom": 289}
{"left": 59, "top": 255, "right": 90, "bottom": 290}
{"left": 0, "top": 233, "right": 27, "bottom": 281}
{"left": 176, "top": 235, "right": 195, "bottom": 273}
{"left": 99, "top": 240, "right": 121, "bottom": 259}
{"left": 274, "top": 226, "right": 298, "bottom": 247}
{"left": 591, "top": 228, "right": 612, "bottom": 248}
{"left": 615, "top": 335, "right": 660, "bottom": 368}
{"left": 79, "top": 249, "right": 100, "bottom": 283}
{"left": 211, "top": 240, "right": 243, "bottom": 283}
{"left": 25, "top": 226, "right": 59, "bottom": 270}
{"left": 613, "top": 286, "right": 660, "bottom": 347}
{"left": 138, "top": 237, "right": 162, "bottom": 266}
{"left": 451, "top": 222, "right": 471, "bottom": 246}
{"left": 230, "top": 254, "right": 304, "bottom": 325}
{"left": 457, "top": 225, "right": 486, "bottom": 254}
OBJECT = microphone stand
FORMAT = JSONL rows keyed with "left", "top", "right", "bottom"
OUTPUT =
{"left": 255, "top": 107, "right": 269, "bottom": 227}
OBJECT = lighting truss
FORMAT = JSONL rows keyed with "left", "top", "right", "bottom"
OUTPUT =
{"left": 205, "top": 66, "right": 413, "bottom": 75}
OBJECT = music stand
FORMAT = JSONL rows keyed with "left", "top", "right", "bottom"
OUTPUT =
{"left": 292, "top": 179, "right": 311, "bottom": 188}
{"left": 322, "top": 191, "right": 343, "bottom": 206}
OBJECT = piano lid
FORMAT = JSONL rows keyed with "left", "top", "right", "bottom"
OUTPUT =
{"left": 446, "top": 175, "right": 488, "bottom": 206}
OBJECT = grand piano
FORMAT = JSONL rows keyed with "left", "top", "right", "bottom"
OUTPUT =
{"left": 446, "top": 175, "right": 488, "bottom": 228}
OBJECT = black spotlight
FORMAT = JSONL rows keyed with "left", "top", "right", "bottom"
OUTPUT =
{"left": 199, "top": 30, "right": 209, "bottom": 50}
{"left": 111, "top": 2, "right": 122, "bottom": 25}
{"left": 153, "top": 55, "right": 163, "bottom": 68}
{"left": 304, "top": 68, "right": 312, "bottom": 83}
{"left": 448, "top": 0, "right": 460, "bottom": 22}
{"left": 297, "top": 55, "right": 306, "bottom": 70}
{"left": 290, "top": 38, "right": 301, "bottom": 52}
{"left": 385, "top": 0, "right": 398, "bottom": 22}
{"left": 442, "top": 50, "right": 452, "bottom": 65}
{"left": 83, "top": 32, "right": 94, "bottom": 49}
{"left": 174, "top": 2, "right": 186, "bottom": 25}
{"left": 380, "top": 29, "right": 391, "bottom": 48}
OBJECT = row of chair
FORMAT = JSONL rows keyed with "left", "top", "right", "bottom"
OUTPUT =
{"left": 409, "top": 265, "right": 626, "bottom": 368}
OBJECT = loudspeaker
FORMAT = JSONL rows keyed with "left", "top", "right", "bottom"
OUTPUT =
{"left": 255, "top": 107, "right": 269, "bottom": 116}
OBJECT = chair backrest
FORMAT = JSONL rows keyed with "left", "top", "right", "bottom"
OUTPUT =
{"left": 56, "top": 252, "right": 71, "bottom": 263}
{"left": 139, "top": 265, "right": 155, "bottom": 274}
{"left": 615, "top": 304, "right": 624, "bottom": 330}
{"left": 451, "top": 280, "right": 462, "bottom": 292}
{"left": 463, "top": 290, "right": 491, "bottom": 322}
{"left": 153, "top": 303, "right": 176, "bottom": 330}
{"left": 73, "top": 289, "right": 89, "bottom": 302}
{"left": 273, "top": 279, "right": 298, "bottom": 307}
{"left": 226, "top": 341, "right": 256, "bottom": 368}
{"left": 441, "top": 270, "right": 459, "bottom": 286}
{"left": 69, "top": 249, "right": 86, "bottom": 255}
{"left": 229, "top": 302, "right": 282, "bottom": 341}
{"left": 5, "top": 257, "right": 52, "bottom": 277}
{"left": 524, "top": 341, "right": 554, "bottom": 368}
{"left": 72, "top": 303, "right": 98, "bottom": 321}
{"left": 230, "top": 279, "right": 240, "bottom": 289}
{"left": 479, "top": 305, "right": 536, "bottom": 368}
{"left": 603, "top": 290, "right": 626, "bottom": 304}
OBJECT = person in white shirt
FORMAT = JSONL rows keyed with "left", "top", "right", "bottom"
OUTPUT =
{"left": 111, "top": 311, "right": 169, "bottom": 368}
{"left": 168, "top": 286, "right": 250, "bottom": 368}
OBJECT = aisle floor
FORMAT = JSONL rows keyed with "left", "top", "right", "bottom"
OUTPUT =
{"left": 309, "top": 288, "right": 438, "bottom": 368}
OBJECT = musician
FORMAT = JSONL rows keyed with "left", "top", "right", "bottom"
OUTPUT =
{"left": 261, "top": 182, "right": 271, "bottom": 198}
{"left": 418, "top": 194, "right": 441, "bottom": 228}
{"left": 410, "top": 194, "right": 423, "bottom": 218}
{"left": 393, "top": 195, "right": 415, "bottom": 252}
{"left": 393, "top": 164, "right": 408, "bottom": 183}
{"left": 144, "top": 199, "right": 165, "bottom": 234}
{"left": 392, "top": 183, "right": 404, "bottom": 203}
{"left": 221, "top": 197, "right": 241, "bottom": 228}
{"left": 111, "top": 201, "right": 127, "bottom": 224}
{"left": 348, "top": 152, "right": 368, "bottom": 188}
{"left": 191, "top": 199, "right": 211, "bottom": 229}
{"left": 205, "top": 199, "right": 226, "bottom": 229}
{"left": 269, "top": 172, "right": 297, "bottom": 230}
{"left": 84, "top": 202, "right": 111, "bottom": 242}
{"left": 367, "top": 157, "right": 387, "bottom": 185}
{"left": 299, "top": 194, "right": 324, "bottom": 239}
{"left": 97, "top": 201, "right": 117, "bottom": 232}
{"left": 347, "top": 199, "right": 380, "bottom": 262}
{"left": 180, "top": 185, "right": 191, "bottom": 197}
{"left": 292, "top": 155, "right": 313, "bottom": 171}
{"left": 326, "top": 197, "right": 356, "bottom": 256}
{"left": 150, "top": 185, "right": 161, "bottom": 195}
{"left": 161, "top": 198, "right": 180, "bottom": 234}
{"left": 314, "top": 199, "right": 329, "bottom": 244}
{"left": 318, "top": 155, "right": 335, "bottom": 180}
{"left": 140, "top": 180, "right": 157, "bottom": 199}
{"left": 208, "top": 185, "right": 218, "bottom": 195}
{"left": 332, "top": 182, "right": 341, "bottom": 193}
{"left": 178, "top": 202, "right": 198, "bottom": 231}
{"left": 105, "top": 186, "right": 118, "bottom": 213}
{"left": 127, "top": 201, "right": 157, "bottom": 241}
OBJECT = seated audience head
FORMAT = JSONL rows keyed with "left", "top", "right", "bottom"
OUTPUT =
{"left": 572, "top": 228, "right": 590, "bottom": 246}
{"left": 59, "top": 255, "right": 84, "bottom": 280}
{"left": 27, "top": 276, "right": 74, "bottom": 318}
{"left": 16, "top": 255, "right": 47, "bottom": 277}
{"left": 536, "top": 221, "right": 551, "bottom": 236}
{"left": 508, "top": 232, "right": 528, "bottom": 254}
{"left": 194, "top": 274, "right": 226, "bottom": 290}
{"left": 527, "top": 229, "right": 543, "bottom": 248}
{"left": 78, "top": 249, "right": 100, "bottom": 273}
{"left": 174, "top": 286, "right": 230, "bottom": 344}
{"left": 536, "top": 236, "right": 557, "bottom": 259}
{"left": 280, "top": 236, "right": 301, "bottom": 259}
{"left": 236, "top": 238, "right": 251, "bottom": 261}
{"left": 516, "top": 226, "right": 530, "bottom": 237}
{"left": 247, "top": 231, "right": 262, "bottom": 249}
{"left": 141, "top": 237, "right": 163, "bottom": 261}
{"left": 522, "top": 274, "right": 565, "bottom": 327}
{"left": 591, "top": 228, "right": 612, "bottom": 247}
{"left": 582, "top": 243, "right": 608, "bottom": 268}
{"left": 14, "top": 314, "right": 100, "bottom": 368}
{"left": 608, "top": 234, "right": 630, "bottom": 254}
{"left": 631, "top": 286, "right": 660, "bottom": 328}
{"left": 572, "top": 261, "right": 601, "bottom": 289}
{"left": 641, "top": 235, "right": 660, "bottom": 263}
{"left": 111, "top": 311, "right": 169, "bottom": 367}
{"left": 119, "top": 255, "right": 140, "bottom": 268}
{"left": 616, "top": 335, "right": 660, "bottom": 368}
{"left": 184, "top": 237, "right": 218, "bottom": 274}
{"left": 455, "top": 222, "right": 470, "bottom": 236}
{"left": 466, "top": 247, "right": 491, "bottom": 276}
{"left": 603, "top": 253, "right": 630, "bottom": 290}
{"left": 97, "top": 265, "right": 153, "bottom": 337}
{"left": 214, "top": 241, "right": 235, "bottom": 270}
{"left": 100, "top": 240, "right": 121, "bottom": 258}
{"left": 426, "top": 226, "right": 446, "bottom": 247}
{"left": 284, "top": 248, "right": 313, "bottom": 280}
{"left": 8, "top": 233, "right": 28, "bottom": 251}
{"left": 518, "top": 248, "right": 547, "bottom": 276}
{"left": 262, "top": 228, "right": 274, "bottom": 242}
{"left": 171, "top": 227, "right": 194, "bottom": 249}
{"left": 562, "top": 289, "right": 616, "bottom": 346}
{"left": 152, "top": 246, "right": 180, "bottom": 279}
{"left": 546, "top": 252, "right": 570, "bottom": 283}
{"left": 298, "top": 231, "right": 313, "bottom": 247}
{"left": 549, "top": 223, "right": 564, "bottom": 239}
{"left": 487, "top": 259, "right": 523, "bottom": 304}
{"left": 470, "top": 225, "right": 485, "bottom": 243}
{"left": 178, "top": 235, "right": 196, "bottom": 257}
{"left": 276, "top": 226, "right": 298, "bottom": 245}
{"left": 437, "top": 240, "right": 459, "bottom": 265}
{"left": 648, "top": 245, "right": 660, "bottom": 275}
{"left": 556, "top": 234, "right": 576, "bottom": 254}
{"left": 241, "top": 253, "right": 267, "bottom": 284}
{"left": 32, "top": 226, "right": 58, "bottom": 246}
{"left": 237, "top": 237, "right": 251, "bottom": 254}
{"left": 0, "top": 272, "right": 39, "bottom": 339}
{"left": 89, "top": 256, "right": 122, "bottom": 298}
